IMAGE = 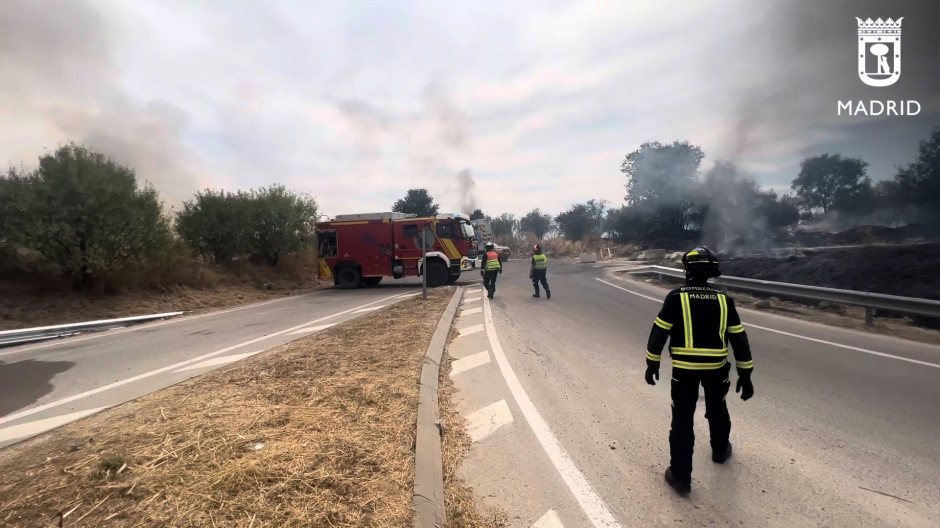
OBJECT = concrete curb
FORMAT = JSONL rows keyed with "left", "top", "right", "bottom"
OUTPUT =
{"left": 414, "top": 286, "right": 463, "bottom": 528}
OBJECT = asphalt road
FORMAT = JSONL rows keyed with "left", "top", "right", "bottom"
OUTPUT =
{"left": 450, "top": 258, "right": 940, "bottom": 527}
{"left": 0, "top": 278, "right": 457, "bottom": 449}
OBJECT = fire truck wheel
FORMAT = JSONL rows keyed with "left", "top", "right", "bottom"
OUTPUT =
{"left": 362, "top": 277, "right": 383, "bottom": 286}
{"left": 426, "top": 260, "right": 448, "bottom": 287}
{"left": 337, "top": 267, "right": 363, "bottom": 289}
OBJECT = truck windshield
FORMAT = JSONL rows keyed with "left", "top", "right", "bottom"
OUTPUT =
{"left": 460, "top": 222, "right": 475, "bottom": 240}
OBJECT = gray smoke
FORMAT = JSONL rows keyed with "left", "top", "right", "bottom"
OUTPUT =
{"left": 0, "top": 0, "right": 204, "bottom": 209}
{"left": 457, "top": 169, "right": 478, "bottom": 213}
{"left": 717, "top": 0, "right": 939, "bottom": 175}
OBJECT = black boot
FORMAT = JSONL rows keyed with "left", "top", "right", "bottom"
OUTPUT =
{"left": 532, "top": 287, "right": 540, "bottom": 298}
{"left": 546, "top": 289, "right": 551, "bottom": 299}
{"left": 712, "top": 444, "right": 732, "bottom": 464}
{"left": 664, "top": 467, "right": 691, "bottom": 495}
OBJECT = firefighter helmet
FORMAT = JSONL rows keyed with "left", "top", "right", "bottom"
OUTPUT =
{"left": 533, "top": 244, "right": 542, "bottom": 253}
{"left": 682, "top": 246, "right": 721, "bottom": 278}
{"left": 485, "top": 242, "right": 495, "bottom": 250}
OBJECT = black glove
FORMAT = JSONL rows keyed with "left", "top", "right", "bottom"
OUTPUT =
{"left": 499, "top": 268, "right": 502, "bottom": 274}
{"left": 736, "top": 369, "right": 754, "bottom": 400}
{"left": 645, "top": 363, "right": 660, "bottom": 385}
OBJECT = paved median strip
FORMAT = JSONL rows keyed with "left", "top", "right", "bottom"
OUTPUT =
{"left": 0, "top": 407, "right": 108, "bottom": 445}
{"left": 461, "top": 306, "right": 483, "bottom": 316}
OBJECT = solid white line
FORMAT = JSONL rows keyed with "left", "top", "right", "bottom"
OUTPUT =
{"left": 595, "top": 278, "right": 662, "bottom": 303}
{"left": 0, "top": 292, "right": 319, "bottom": 357}
{"left": 0, "top": 292, "right": 408, "bottom": 427}
{"left": 288, "top": 323, "right": 337, "bottom": 335}
{"left": 532, "top": 509, "right": 565, "bottom": 528}
{"left": 450, "top": 351, "right": 491, "bottom": 377}
{"left": 0, "top": 407, "right": 108, "bottom": 444}
{"left": 458, "top": 324, "right": 484, "bottom": 337}
{"left": 461, "top": 307, "right": 483, "bottom": 316}
{"left": 353, "top": 305, "right": 386, "bottom": 313}
{"left": 595, "top": 277, "right": 940, "bottom": 369}
{"left": 483, "top": 297, "right": 622, "bottom": 528}
{"left": 465, "top": 399, "right": 514, "bottom": 443}
{"left": 171, "top": 350, "right": 263, "bottom": 373}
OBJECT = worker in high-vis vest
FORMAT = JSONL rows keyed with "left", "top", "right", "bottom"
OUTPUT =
{"left": 645, "top": 246, "right": 754, "bottom": 496}
{"left": 480, "top": 242, "right": 502, "bottom": 299}
{"left": 529, "top": 244, "right": 550, "bottom": 299}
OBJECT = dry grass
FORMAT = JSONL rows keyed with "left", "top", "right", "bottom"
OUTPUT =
{"left": 438, "top": 332, "right": 510, "bottom": 528}
{"left": 0, "top": 287, "right": 454, "bottom": 527}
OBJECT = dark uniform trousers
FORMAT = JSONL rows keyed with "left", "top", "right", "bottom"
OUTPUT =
{"left": 532, "top": 269, "right": 549, "bottom": 294}
{"left": 670, "top": 362, "right": 732, "bottom": 483}
{"left": 483, "top": 270, "right": 499, "bottom": 296}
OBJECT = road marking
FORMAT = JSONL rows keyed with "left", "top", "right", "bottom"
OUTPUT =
{"left": 532, "top": 509, "right": 565, "bottom": 528}
{"left": 450, "top": 351, "right": 491, "bottom": 377}
{"left": 596, "top": 277, "right": 940, "bottom": 369}
{"left": 746, "top": 323, "right": 940, "bottom": 369}
{"left": 0, "top": 293, "right": 408, "bottom": 427}
{"left": 461, "top": 307, "right": 483, "bottom": 316}
{"left": 0, "top": 292, "right": 319, "bottom": 357}
{"left": 466, "top": 399, "right": 514, "bottom": 442}
{"left": 288, "top": 323, "right": 337, "bottom": 335}
{"left": 459, "top": 324, "right": 484, "bottom": 337}
{"left": 595, "top": 278, "right": 662, "bottom": 302}
{"left": 466, "top": 288, "right": 483, "bottom": 295}
{"left": 171, "top": 351, "right": 263, "bottom": 373}
{"left": 483, "top": 297, "right": 622, "bottom": 528}
{"left": 462, "top": 296, "right": 483, "bottom": 304}
{"left": 0, "top": 407, "right": 107, "bottom": 444}
{"left": 353, "top": 305, "right": 386, "bottom": 313}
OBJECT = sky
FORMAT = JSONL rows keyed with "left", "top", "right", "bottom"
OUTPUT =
{"left": 1, "top": 0, "right": 937, "bottom": 218}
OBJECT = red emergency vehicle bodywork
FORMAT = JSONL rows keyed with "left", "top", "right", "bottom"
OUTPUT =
{"left": 316, "top": 212, "right": 475, "bottom": 289}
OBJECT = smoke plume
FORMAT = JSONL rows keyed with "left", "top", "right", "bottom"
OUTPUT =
{"left": 456, "top": 169, "right": 478, "bottom": 214}
{"left": 0, "top": 0, "right": 206, "bottom": 209}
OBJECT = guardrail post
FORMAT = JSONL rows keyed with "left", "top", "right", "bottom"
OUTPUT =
{"left": 865, "top": 307, "right": 874, "bottom": 326}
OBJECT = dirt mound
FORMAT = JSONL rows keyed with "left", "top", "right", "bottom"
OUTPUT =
{"left": 721, "top": 244, "right": 940, "bottom": 301}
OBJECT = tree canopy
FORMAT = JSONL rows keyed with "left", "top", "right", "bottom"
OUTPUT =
{"left": 392, "top": 188, "right": 439, "bottom": 217}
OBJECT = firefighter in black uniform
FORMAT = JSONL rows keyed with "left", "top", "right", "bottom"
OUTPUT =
{"left": 645, "top": 246, "right": 754, "bottom": 495}
{"left": 480, "top": 242, "right": 502, "bottom": 299}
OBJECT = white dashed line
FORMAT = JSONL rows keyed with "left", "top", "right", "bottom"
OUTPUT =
{"left": 532, "top": 509, "right": 565, "bottom": 528}
{"left": 461, "top": 307, "right": 483, "bottom": 316}
{"left": 458, "top": 324, "right": 485, "bottom": 337}
{"left": 465, "top": 399, "right": 514, "bottom": 442}
{"left": 450, "top": 351, "right": 491, "bottom": 377}
{"left": 172, "top": 351, "right": 263, "bottom": 373}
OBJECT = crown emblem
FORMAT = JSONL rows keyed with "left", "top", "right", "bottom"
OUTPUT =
{"left": 856, "top": 17, "right": 903, "bottom": 33}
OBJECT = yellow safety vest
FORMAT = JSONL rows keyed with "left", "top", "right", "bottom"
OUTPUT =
{"left": 485, "top": 251, "right": 502, "bottom": 270}
{"left": 533, "top": 254, "right": 547, "bottom": 270}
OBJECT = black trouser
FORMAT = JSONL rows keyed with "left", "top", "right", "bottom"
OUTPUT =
{"left": 669, "top": 362, "right": 731, "bottom": 485}
{"left": 483, "top": 270, "right": 499, "bottom": 297}
{"left": 532, "top": 269, "right": 549, "bottom": 295}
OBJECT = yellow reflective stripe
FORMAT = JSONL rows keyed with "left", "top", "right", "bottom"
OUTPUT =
{"left": 736, "top": 360, "right": 754, "bottom": 369}
{"left": 672, "top": 359, "right": 728, "bottom": 370}
{"left": 718, "top": 293, "right": 728, "bottom": 343}
{"left": 728, "top": 324, "right": 744, "bottom": 334}
{"left": 646, "top": 352, "right": 661, "bottom": 361}
{"left": 671, "top": 350, "right": 728, "bottom": 357}
{"left": 318, "top": 258, "right": 333, "bottom": 279}
{"left": 670, "top": 346, "right": 728, "bottom": 353}
{"left": 654, "top": 317, "right": 673, "bottom": 330}
{"left": 680, "top": 293, "right": 693, "bottom": 349}
{"left": 440, "top": 238, "right": 461, "bottom": 259}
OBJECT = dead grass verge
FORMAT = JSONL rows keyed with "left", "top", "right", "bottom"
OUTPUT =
{"left": 439, "top": 331, "right": 510, "bottom": 528}
{"left": 0, "top": 287, "right": 453, "bottom": 527}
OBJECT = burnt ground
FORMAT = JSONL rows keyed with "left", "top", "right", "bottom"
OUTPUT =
{"left": 719, "top": 244, "right": 940, "bottom": 301}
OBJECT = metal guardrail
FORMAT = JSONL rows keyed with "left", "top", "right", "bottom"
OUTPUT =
{"left": 0, "top": 312, "right": 185, "bottom": 348}
{"left": 626, "top": 265, "right": 940, "bottom": 326}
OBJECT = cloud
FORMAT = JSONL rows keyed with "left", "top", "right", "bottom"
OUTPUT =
{"left": 0, "top": 0, "right": 936, "bottom": 222}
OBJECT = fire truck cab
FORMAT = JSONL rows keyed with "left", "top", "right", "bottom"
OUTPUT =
{"left": 316, "top": 212, "right": 475, "bottom": 289}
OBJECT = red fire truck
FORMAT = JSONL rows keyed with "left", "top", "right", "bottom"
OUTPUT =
{"left": 315, "top": 212, "right": 477, "bottom": 289}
